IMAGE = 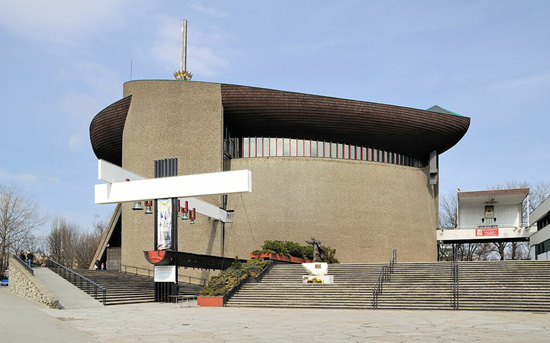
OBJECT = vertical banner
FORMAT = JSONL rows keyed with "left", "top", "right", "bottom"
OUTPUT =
{"left": 157, "top": 199, "right": 172, "bottom": 250}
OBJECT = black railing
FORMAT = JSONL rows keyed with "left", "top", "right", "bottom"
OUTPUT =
{"left": 451, "top": 262, "right": 459, "bottom": 310}
{"left": 372, "top": 249, "right": 397, "bottom": 309}
{"left": 389, "top": 249, "right": 397, "bottom": 273}
{"left": 47, "top": 259, "right": 107, "bottom": 305}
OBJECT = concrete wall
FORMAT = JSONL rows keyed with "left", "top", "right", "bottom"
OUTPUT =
{"left": 226, "top": 157, "right": 438, "bottom": 263}
{"left": 121, "top": 80, "right": 224, "bottom": 283}
{"left": 8, "top": 256, "right": 59, "bottom": 308}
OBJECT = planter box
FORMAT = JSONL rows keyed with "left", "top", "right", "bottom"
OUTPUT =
{"left": 197, "top": 296, "right": 224, "bottom": 307}
{"left": 250, "top": 252, "right": 309, "bottom": 264}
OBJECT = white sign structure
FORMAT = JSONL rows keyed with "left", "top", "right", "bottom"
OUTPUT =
{"left": 94, "top": 159, "right": 251, "bottom": 223}
{"left": 437, "top": 188, "right": 533, "bottom": 243}
{"left": 154, "top": 265, "right": 176, "bottom": 282}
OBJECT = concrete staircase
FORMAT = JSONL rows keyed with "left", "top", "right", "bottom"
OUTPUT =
{"left": 71, "top": 270, "right": 202, "bottom": 305}
{"left": 226, "top": 263, "right": 383, "bottom": 309}
{"left": 375, "top": 262, "right": 455, "bottom": 310}
{"left": 226, "top": 261, "right": 550, "bottom": 311}
{"left": 456, "top": 261, "right": 550, "bottom": 312}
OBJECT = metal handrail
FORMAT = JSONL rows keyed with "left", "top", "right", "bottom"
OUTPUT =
{"left": 47, "top": 259, "right": 107, "bottom": 305}
{"left": 372, "top": 249, "right": 397, "bottom": 309}
{"left": 451, "top": 262, "right": 459, "bottom": 310}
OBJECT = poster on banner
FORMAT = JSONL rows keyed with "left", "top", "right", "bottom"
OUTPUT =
{"left": 157, "top": 199, "right": 172, "bottom": 250}
{"left": 154, "top": 265, "right": 176, "bottom": 282}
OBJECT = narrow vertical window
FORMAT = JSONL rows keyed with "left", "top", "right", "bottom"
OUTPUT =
{"left": 290, "top": 139, "right": 297, "bottom": 157}
{"left": 331, "top": 143, "right": 337, "bottom": 158}
{"left": 243, "top": 138, "right": 249, "bottom": 158}
{"left": 263, "top": 138, "right": 269, "bottom": 157}
{"left": 304, "top": 140, "right": 311, "bottom": 157}
{"left": 283, "top": 138, "right": 290, "bottom": 156}
{"left": 270, "top": 138, "right": 276, "bottom": 157}
{"left": 276, "top": 138, "right": 283, "bottom": 156}
{"left": 256, "top": 138, "right": 263, "bottom": 157}
{"left": 298, "top": 140, "right": 304, "bottom": 157}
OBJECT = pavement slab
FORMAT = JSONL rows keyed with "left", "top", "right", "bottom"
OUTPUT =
{"left": 2, "top": 289, "right": 549, "bottom": 342}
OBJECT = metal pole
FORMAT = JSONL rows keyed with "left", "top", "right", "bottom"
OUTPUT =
{"left": 181, "top": 20, "right": 187, "bottom": 71}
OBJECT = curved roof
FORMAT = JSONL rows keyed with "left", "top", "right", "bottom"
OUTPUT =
{"left": 89, "top": 95, "right": 131, "bottom": 166}
{"left": 90, "top": 83, "right": 469, "bottom": 165}
{"left": 221, "top": 85, "right": 470, "bottom": 160}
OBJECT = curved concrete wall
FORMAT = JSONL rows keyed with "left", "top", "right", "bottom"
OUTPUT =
{"left": 226, "top": 157, "right": 438, "bottom": 263}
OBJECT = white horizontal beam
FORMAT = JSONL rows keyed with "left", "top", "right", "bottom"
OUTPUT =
{"left": 436, "top": 227, "right": 536, "bottom": 242}
{"left": 95, "top": 169, "right": 251, "bottom": 204}
{"left": 179, "top": 197, "right": 227, "bottom": 222}
{"left": 99, "top": 159, "right": 145, "bottom": 183}
{"left": 95, "top": 160, "right": 250, "bottom": 222}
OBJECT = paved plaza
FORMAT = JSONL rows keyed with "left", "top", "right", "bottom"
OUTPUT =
{"left": 1, "top": 288, "right": 549, "bottom": 342}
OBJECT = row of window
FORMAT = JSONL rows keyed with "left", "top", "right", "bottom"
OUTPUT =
{"left": 537, "top": 213, "right": 550, "bottom": 231}
{"left": 233, "top": 137, "right": 424, "bottom": 167}
{"left": 535, "top": 238, "right": 550, "bottom": 257}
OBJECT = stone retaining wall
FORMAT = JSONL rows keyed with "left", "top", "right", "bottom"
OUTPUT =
{"left": 8, "top": 255, "right": 59, "bottom": 308}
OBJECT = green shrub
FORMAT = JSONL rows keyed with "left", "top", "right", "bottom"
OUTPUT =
{"left": 252, "top": 240, "right": 339, "bottom": 263}
{"left": 199, "top": 258, "right": 268, "bottom": 296}
{"left": 321, "top": 245, "right": 339, "bottom": 263}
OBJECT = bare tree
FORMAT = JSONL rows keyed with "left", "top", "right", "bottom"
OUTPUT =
{"left": 458, "top": 243, "right": 477, "bottom": 261}
{"left": 47, "top": 217, "right": 105, "bottom": 269}
{"left": 493, "top": 242, "right": 508, "bottom": 260}
{"left": 527, "top": 181, "right": 550, "bottom": 212}
{"left": 475, "top": 242, "right": 495, "bottom": 260}
{"left": 0, "top": 183, "right": 46, "bottom": 272}
{"left": 439, "top": 192, "right": 457, "bottom": 230}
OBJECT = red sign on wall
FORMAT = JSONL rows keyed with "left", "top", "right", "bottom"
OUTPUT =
{"left": 476, "top": 228, "right": 499, "bottom": 237}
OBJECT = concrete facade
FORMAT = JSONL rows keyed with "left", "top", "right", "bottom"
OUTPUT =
{"left": 226, "top": 157, "right": 438, "bottom": 263}
{"left": 121, "top": 81, "right": 224, "bottom": 282}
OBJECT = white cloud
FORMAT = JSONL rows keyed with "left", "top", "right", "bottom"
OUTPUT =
{"left": 189, "top": 46, "right": 230, "bottom": 78}
{"left": 69, "top": 134, "right": 84, "bottom": 152}
{"left": 190, "top": 3, "right": 228, "bottom": 18}
{"left": 0, "top": 169, "right": 39, "bottom": 185}
{"left": 0, "top": 0, "right": 137, "bottom": 44}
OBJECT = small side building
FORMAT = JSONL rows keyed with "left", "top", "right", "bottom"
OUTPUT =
{"left": 529, "top": 196, "right": 550, "bottom": 260}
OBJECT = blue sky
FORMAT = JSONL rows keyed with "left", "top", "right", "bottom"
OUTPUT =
{"left": 1, "top": 0, "right": 549, "bottom": 235}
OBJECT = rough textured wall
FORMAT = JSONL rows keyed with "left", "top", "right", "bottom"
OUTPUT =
{"left": 8, "top": 256, "right": 59, "bottom": 308}
{"left": 225, "top": 157, "right": 438, "bottom": 263}
{"left": 121, "top": 80, "right": 224, "bottom": 283}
